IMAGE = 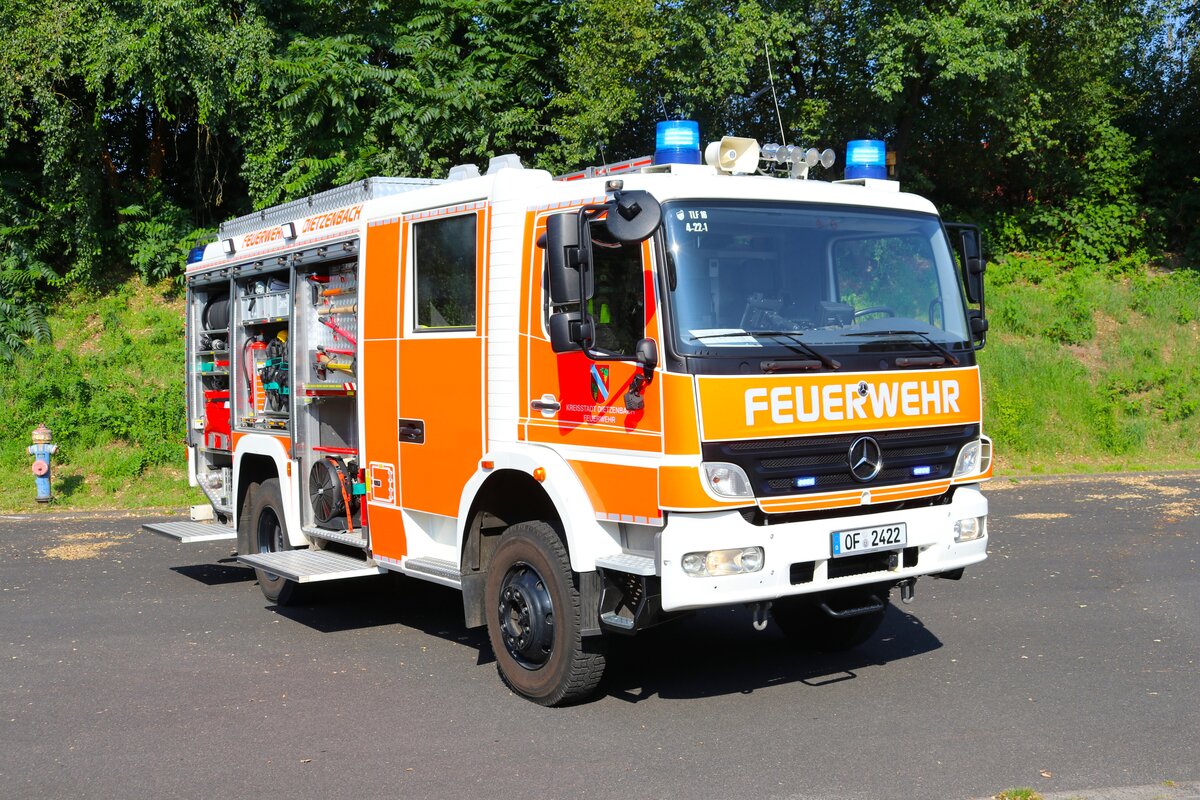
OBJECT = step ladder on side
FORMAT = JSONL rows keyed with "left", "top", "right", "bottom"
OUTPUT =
{"left": 142, "top": 520, "right": 237, "bottom": 543}
{"left": 145, "top": 515, "right": 383, "bottom": 585}
{"left": 237, "top": 549, "right": 384, "bottom": 583}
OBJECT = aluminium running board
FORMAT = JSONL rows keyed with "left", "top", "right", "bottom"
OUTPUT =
{"left": 237, "top": 549, "right": 385, "bottom": 583}
{"left": 143, "top": 520, "right": 237, "bottom": 543}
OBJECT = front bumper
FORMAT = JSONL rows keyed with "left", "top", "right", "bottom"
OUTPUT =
{"left": 658, "top": 485, "right": 988, "bottom": 612}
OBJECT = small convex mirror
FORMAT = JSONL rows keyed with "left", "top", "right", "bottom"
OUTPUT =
{"left": 605, "top": 190, "right": 662, "bottom": 243}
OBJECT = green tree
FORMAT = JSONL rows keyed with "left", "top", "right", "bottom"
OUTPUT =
{"left": 247, "top": 0, "right": 561, "bottom": 202}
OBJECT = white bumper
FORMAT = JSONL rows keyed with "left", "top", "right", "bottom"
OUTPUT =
{"left": 658, "top": 486, "right": 988, "bottom": 612}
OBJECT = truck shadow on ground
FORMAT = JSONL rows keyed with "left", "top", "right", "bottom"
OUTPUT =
{"left": 268, "top": 572, "right": 495, "bottom": 658}
{"left": 171, "top": 556, "right": 257, "bottom": 586}
{"left": 264, "top": 573, "right": 942, "bottom": 702}
{"left": 599, "top": 604, "right": 942, "bottom": 702}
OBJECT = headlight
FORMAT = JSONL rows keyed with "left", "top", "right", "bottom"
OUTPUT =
{"left": 953, "top": 439, "right": 981, "bottom": 477}
{"left": 953, "top": 437, "right": 993, "bottom": 479}
{"left": 702, "top": 462, "right": 753, "bottom": 498}
{"left": 954, "top": 516, "right": 985, "bottom": 542}
{"left": 681, "top": 547, "right": 765, "bottom": 577}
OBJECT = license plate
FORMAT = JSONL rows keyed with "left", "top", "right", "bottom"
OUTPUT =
{"left": 831, "top": 522, "right": 907, "bottom": 558}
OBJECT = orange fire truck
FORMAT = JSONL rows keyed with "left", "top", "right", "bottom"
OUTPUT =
{"left": 149, "top": 135, "right": 992, "bottom": 705}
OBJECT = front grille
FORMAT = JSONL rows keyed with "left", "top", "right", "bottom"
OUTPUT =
{"left": 704, "top": 424, "right": 978, "bottom": 498}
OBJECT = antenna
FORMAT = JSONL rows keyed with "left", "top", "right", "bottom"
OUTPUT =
{"left": 764, "top": 41, "right": 787, "bottom": 146}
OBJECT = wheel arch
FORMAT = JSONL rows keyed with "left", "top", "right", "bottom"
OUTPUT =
{"left": 456, "top": 449, "right": 621, "bottom": 628}
{"left": 234, "top": 437, "right": 302, "bottom": 550}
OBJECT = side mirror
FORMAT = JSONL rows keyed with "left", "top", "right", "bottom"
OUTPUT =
{"left": 952, "top": 226, "right": 986, "bottom": 305}
{"left": 623, "top": 337, "right": 659, "bottom": 411}
{"left": 635, "top": 337, "right": 658, "bottom": 379}
{"left": 969, "top": 310, "right": 988, "bottom": 349}
{"left": 548, "top": 311, "right": 589, "bottom": 354}
{"left": 946, "top": 222, "right": 988, "bottom": 350}
{"left": 605, "top": 190, "right": 662, "bottom": 243}
{"left": 545, "top": 191, "right": 662, "bottom": 364}
{"left": 545, "top": 212, "right": 592, "bottom": 304}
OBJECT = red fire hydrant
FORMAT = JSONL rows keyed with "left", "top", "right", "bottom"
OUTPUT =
{"left": 28, "top": 423, "right": 58, "bottom": 503}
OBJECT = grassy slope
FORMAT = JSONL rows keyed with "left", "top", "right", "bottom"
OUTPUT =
{"left": 981, "top": 258, "right": 1200, "bottom": 474}
{"left": 1, "top": 263, "right": 1197, "bottom": 513}
{"left": 0, "top": 279, "right": 205, "bottom": 513}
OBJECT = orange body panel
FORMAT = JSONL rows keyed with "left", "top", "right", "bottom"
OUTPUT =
{"left": 395, "top": 206, "right": 489, "bottom": 520}
{"left": 661, "top": 373, "right": 700, "bottom": 456}
{"left": 659, "top": 465, "right": 743, "bottom": 511}
{"left": 397, "top": 336, "right": 485, "bottom": 517}
{"left": 362, "top": 219, "right": 406, "bottom": 560}
{"left": 568, "top": 460, "right": 661, "bottom": 524}
{"left": 698, "top": 367, "right": 982, "bottom": 441}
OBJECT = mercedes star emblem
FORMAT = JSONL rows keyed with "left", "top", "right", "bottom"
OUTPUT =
{"left": 848, "top": 436, "right": 883, "bottom": 482}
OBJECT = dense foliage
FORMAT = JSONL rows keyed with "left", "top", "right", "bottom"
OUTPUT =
{"left": 0, "top": 1, "right": 1195, "bottom": 304}
{"left": 0, "top": 0, "right": 1197, "bottom": 492}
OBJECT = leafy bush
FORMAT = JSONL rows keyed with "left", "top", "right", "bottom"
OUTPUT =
{"left": 0, "top": 280, "right": 185, "bottom": 486}
{"left": 117, "top": 184, "right": 203, "bottom": 285}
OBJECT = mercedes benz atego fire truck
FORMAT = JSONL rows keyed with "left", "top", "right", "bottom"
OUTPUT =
{"left": 151, "top": 132, "right": 993, "bottom": 705}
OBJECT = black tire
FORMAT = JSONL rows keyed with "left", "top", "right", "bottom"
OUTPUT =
{"left": 484, "top": 521, "right": 606, "bottom": 706}
{"left": 248, "top": 478, "right": 301, "bottom": 605}
{"left": 772, "top": 587, "right": 889, "bottom": 651}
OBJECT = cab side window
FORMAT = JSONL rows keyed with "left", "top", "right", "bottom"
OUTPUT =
{"left": 414, "top": 213, "right": 477, "bottom": 330}
{"left": 588, "top": 225, "right": 644, "bottom": 356}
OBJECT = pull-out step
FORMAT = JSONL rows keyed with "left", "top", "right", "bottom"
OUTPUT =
{"left": 237, "top": 549, "right": 384, "bottom": 583}
{"left": 303, "top": 526, "right": 368, "bottom": 550}
{"left": 595, "top": 552, "right": 657, "bottom": 576}
{"left": 143, "top": 520, "right": 237, "bottom": 543}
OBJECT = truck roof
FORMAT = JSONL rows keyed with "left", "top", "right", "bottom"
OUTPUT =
{"left": 191, "top": 160, "right": 940, "bottom": 274}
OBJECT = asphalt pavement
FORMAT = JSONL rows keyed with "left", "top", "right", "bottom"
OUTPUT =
{"left": 1, "top": 472, "right": 1197, "bottom": 800}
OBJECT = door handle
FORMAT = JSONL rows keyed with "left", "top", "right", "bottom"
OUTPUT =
{"left": 530, "top": 394, "right": 560, "bottom": 415}
{"left": 398, "top": 418, "right": 425, "bottom": 443}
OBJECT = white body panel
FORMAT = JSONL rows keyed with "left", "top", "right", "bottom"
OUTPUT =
{"left": 659, "top": 486, "right": 988, "bottom": 611}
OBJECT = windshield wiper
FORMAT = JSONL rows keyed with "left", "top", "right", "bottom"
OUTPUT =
{"left": 845, "top": 329, "right": 960, "bottom": 366}
{"left": 686, "top": 330, "right": 841, "bottom": 370}
{"left": 744, "top": 330, "right": 841, "bottom": 370}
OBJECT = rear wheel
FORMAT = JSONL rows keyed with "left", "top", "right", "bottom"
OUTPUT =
{"left": 772, "top": 587, "right": 889, "bottom": 651}
{"left": 484, "top": 521, "right": 605, "bottom": 706}
{"left": 248, "top": 478, "right": 301, "bottom": 605}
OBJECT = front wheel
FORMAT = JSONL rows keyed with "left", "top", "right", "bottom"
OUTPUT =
{"left": 484, "top": 521, "right": 605, "bottom": 706}
{"left": 248, "top": 478, "right": 301, "bottom": 605}
{"left": 772, "top": 587, "right": 889, "bottom": 651}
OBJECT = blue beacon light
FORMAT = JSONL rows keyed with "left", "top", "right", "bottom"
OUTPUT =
{"left": 654, "top": 120, "right": 702, "bottom": 166}
{"left": 845, "top": 139, "right": 888, "bottom": 180}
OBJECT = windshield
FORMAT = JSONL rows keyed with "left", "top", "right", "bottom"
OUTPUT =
{"left": 662, "top": 201, "right": 969, "bottom": 358}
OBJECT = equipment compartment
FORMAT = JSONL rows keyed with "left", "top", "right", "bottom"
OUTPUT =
{"left": 233, "top": 272, "right": 292, "bottom": 432}
{"left": 294, "top": 260, "right": 364, "bottom": 535}
{"left": 187, "top": 278, "right": 235, "bottom": 512}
